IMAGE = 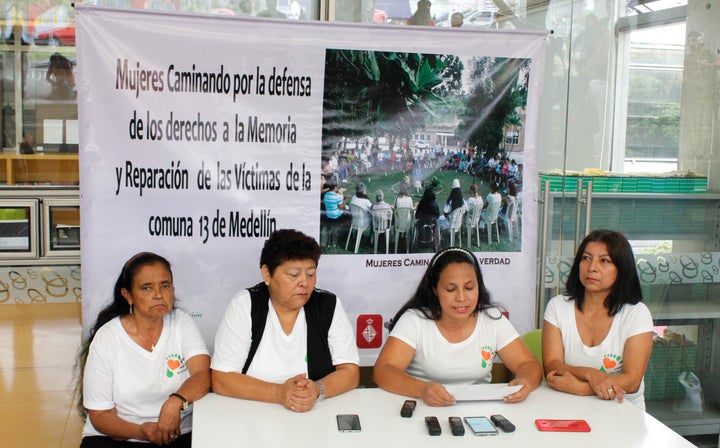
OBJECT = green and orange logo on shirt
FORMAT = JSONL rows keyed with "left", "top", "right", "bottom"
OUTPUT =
{"left": 600, "top": 353, "right": 622, "bottom": 373}
{"left": 165, "top": 353, "right": 186, "bottom": 378}
{"left": 480, "top": 345, "right": 494, "bottom": 368}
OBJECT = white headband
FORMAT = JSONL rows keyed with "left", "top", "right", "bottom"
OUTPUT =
{"left": 431, "top": 247, "right": 476, "bottom": 267}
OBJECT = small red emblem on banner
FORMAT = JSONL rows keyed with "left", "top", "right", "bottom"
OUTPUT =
{"left": 356, "top": 314, "right": 383, "bottom": 348}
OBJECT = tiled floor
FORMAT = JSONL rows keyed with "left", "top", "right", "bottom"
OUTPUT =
{"left": 0, "top": 303, "right": 84, "bottom": 447}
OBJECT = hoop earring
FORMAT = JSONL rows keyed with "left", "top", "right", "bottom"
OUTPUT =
{"left": 129, "top": 303, "right": 133, "bottom": 315}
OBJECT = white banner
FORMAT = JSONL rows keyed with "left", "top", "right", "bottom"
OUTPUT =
{"left": 77, "top": 6, "right": 546, "bottom": 364}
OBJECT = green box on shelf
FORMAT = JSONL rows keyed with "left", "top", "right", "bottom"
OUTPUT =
{"left": 540, "top": 174, "right": 707, "bottom": 194}
{"left": 607, "top": 178, "right": 623, "bottom": 192}
{"left": 540, "top": 175, "right": 564, "bottom": 192}
{"left": 589, "top": 177, "right": 608, "bottom": 192}
{"left": 664, "top": 178, "right": 680, "bottom": 193}
{"left": 651, "top": 178, "right": 666, "bottom": 193}
{"left": 621, "top": 177, "right": 637, "bottom": 192}
{"left": 692, "top": 178, "right": 708, "bottom": 192}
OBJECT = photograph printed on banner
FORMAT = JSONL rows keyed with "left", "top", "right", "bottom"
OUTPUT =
{"left": 320, "top": 49, "right": 529, "bottom": 255}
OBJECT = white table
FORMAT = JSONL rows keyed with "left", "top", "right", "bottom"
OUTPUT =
{"left": 192, "top": 384, "right": 695, "bottom": 447}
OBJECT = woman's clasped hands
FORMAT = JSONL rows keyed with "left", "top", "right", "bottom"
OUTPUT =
{"left": 277, "top": 373, "right": 321, "bottom": 413}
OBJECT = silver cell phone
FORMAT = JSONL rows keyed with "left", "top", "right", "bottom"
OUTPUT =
{"left": 336, "top": 414, "right": 361, "bottom": 432}
{"left": 464, "top": 416, "right": 499, "bottom": 436}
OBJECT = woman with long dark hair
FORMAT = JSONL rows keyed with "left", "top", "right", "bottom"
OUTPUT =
{"left": 78, "top": 252, "right": 210, "bottom": 447}
{"left": 542, "top": 230, "right": 653, "bottom": 409}
{"left": 373, "top": 247, "right": 542, "bottom": 406}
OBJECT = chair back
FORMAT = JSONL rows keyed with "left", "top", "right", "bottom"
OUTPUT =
{"left": 448, "top": 206, "right": 466, "bottom": 232}
{"left": 484, "top": 201, "right": 501, "bottom": 224}
{"left": 521, "top": 328, "right": 543, "bottom": 366}
{"left": 466, "top": 203, "right": 483, "bottom": 227}
{"left": 506, "top": 197, "right": 517, "bottom": 222}
{"left": 349, "top": 203, "right": 371, "bottom": 230}
{"left": 394, "top": 207, "right": 414, "bottom": 233}
{"left": 371, "top": 207, "right": 392, "bottom": 232}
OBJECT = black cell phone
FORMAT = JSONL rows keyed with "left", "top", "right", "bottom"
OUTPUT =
{"left": 425, "top": 416, "right": 441, "bottom": 436}
{"left": 449, "top": 416, "right": 465, "bottom": 436}
{"left": 490, "top": 414, "right": 516, "bottom": 433}
{"left": 400, "top": 400, "right": 416, "bottom": 418}
{"left": 336, "top": 414, "right": 361, "bottom": 432}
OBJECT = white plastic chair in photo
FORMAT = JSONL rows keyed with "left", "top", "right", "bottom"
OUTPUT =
{"left": 441, "top": 206, "right": 466, "bottom": 247}
{"left": 499, "top": 197, "right": 518, "bottom": 241}
{"left": 345, "top": 203, "right": 371, "bottom": 253}
{"left": 465, "top": 203, "right": 483, "bottom": 248}
{"left": 393, "top": 207, "right": 414, "bottom": 253}
{"left": 371, "top": 207, "right": 393, "bottom": 254}
{"left": 481, "top": 201, "right": 501, "bottom": 243}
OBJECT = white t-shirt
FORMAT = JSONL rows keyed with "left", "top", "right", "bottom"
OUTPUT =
{"left": 288, "top": 0, "right": 301, "bottom": 19}
{"left": 389, "top": 308, "right": 519, "bottom": 385}
{"left": 82, "top": 309, "right": 209, "bottom": 439}
{"left": 543, "top": 295, "right": 654, "bottom": 409}
{"left": 395, "top": 195, "right": 414, "bottom": 210}
{"left": 350, "top": 195, "right": 372, "bottom": 213}
{"left": 466, "top": 195, "right": 484, "bottom": 210}
{"left": 211, "top": 289, "right": 359, "bottom": 383}
{"left": 486, "top": 191, "right": 502, "bottom": 206}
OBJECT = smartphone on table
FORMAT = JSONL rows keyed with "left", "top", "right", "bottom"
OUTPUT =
{"left": 535, "top": 419, "right": 590, "bottom": 432}
{"left": 336, "top": 414, "right": 361, "bottom": 432}
{"left": 463, "top": 416, "right": 499, "bottom": 436}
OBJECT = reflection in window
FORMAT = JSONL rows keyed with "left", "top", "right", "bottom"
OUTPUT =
{"left": 1, "top": 51, "right": 17, "bottom": 149}
{"left": 48, "top": 205, "right": 79, "bottom": 250}
{"left": 22, "top": 50, "right": 78, "bottom": 156}
{"left": 624, "top": 23, "right": 684, "bottom": 173}
{"left": 0, "top": 207, "right": 30, "bottom": 251}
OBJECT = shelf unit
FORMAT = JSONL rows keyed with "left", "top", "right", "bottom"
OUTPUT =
{"left": 647, "top": 398, "right": 720, "bottom": 441}
{"left": 0, "top": 187, "right": 80, "bottom": 265}
{"left": 0, "top": 153, "right": 79, "bottom": 186}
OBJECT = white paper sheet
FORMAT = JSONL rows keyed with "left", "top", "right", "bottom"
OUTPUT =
{"left": 43, "top": 119, "right": 64, "bottom": 144}
{"left": 445, "top": 383, "right": 523, "bottom": 401}
{"left": 65, "top": 120, "right": 79, "bottom": 144}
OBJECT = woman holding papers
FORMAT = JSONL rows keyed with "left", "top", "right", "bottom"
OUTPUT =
{"left": 373, "top": 247, "right": 542, "bottom": 406}
{"left": 542, "top": 230, "right": 653, "bottom": 409}
{"left": 211, "top": 229, "right": 360, "bottom": 412}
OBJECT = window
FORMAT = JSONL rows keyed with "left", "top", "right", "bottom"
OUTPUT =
{"left": 622, "top": 23, "right": 685, "bottom": 173}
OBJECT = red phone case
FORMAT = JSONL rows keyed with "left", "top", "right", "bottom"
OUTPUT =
{"left": 535, "top": 419, "right": 591, "bottom": 432}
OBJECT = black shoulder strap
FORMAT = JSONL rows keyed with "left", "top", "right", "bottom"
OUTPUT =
{"left": 242, "top": 282, "right": 270, "bottom": 375}
{"left": 304, "top": 288, "right": 337, "bottom": 381}
{"left": 242, "top": 283, "right": 338, "bottom": 381}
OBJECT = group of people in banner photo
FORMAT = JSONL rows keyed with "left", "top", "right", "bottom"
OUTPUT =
{"left": 76, "top": 227, "right": 653, "bottom": 447}
{"left": 319, "top": 139, "right": 523, "bottom": 254}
